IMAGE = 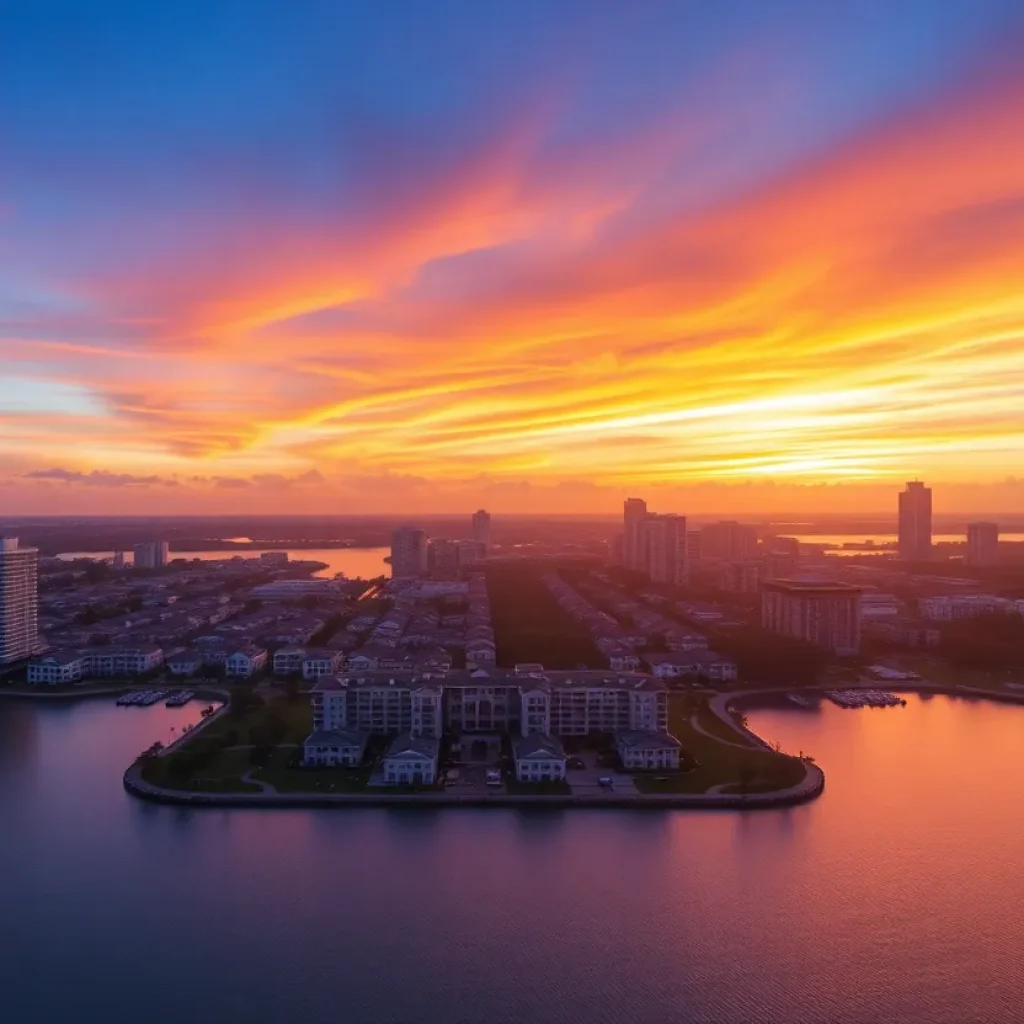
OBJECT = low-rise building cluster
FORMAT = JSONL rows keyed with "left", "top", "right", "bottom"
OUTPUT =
{"left": 543, "top": 572, "right": 736, "bottom": 681}
{"left": 918, "top": 594, "right": 1024, "bottom": 621}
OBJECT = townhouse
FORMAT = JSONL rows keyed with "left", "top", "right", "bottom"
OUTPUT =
{"left": 224, "top": 645, "right": 268, "bottom": 678}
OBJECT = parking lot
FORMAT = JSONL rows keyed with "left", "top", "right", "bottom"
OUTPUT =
{"left": 565, "top": 751, "right": 638, "bottom": 795}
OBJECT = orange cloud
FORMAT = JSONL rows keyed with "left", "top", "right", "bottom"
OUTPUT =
{"left": 4, "top": 64, "right": 1024, "bottom": 513}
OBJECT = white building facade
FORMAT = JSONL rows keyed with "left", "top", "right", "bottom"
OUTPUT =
{"left": 0, "top": 538, "right": 39, "bottom": 665}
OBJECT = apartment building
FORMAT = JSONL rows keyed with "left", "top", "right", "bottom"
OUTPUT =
{"left": 133, "top": 540, "right": 169, "bottom": 569}
{"left": 302, "top": 728, "right": 369, "bottom": 767}
{"left": 761, "top": 579, "right": 862, "bottom": 656}
{"left": 616, "top": 730, "right": 681, "bottom": 770}
{"left": 1, "top": 537, "right": 39, "bottom": 665}
{"left": 512, "top": 734, "right": 567, "bottom": 781}
{"left": 224, "top": 646, "right": 268, "bottom": 678}
{"left": 302, "top": 648, "right": 346, "bottom": 680}
{"left": 27, "top": 651, "right": 86, "bottom": 685}
{"left": 382, "top": 734, "right": 439, "bottom": 785}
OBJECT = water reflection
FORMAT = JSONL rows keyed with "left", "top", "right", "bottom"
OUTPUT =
{"left": 1, "top": 696, "right": 1023, "bottom": 1024}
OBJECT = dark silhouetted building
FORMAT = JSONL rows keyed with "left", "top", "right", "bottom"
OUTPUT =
{"left": 898, "top": 481, "right": 932, "bottom": 561}
{"left": 966, "top": 521, "right": 999, "bottom": 566}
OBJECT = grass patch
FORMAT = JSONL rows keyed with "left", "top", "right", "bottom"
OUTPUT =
{"left": 252, "top": 748, "right": 370, "bottom": 793}
{"left": 631, "top": 695, "right": 808, "bottom": 795}
{"left": 140, "top": 753, "right": 261, "bottom": 794}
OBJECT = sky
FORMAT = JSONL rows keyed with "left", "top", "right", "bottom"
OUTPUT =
{"left": 2, "top": 0, "right": 1024, "bottom": 516}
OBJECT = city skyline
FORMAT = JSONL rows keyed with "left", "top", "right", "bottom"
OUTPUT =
{"left": 3, "top": 2, "right": 1024, "bottom": 515}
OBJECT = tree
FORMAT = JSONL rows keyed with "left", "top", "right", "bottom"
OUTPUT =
{"left": 167, "top": 754, "right": 194, "bottom": 781}
{"left": 229, "top": 686, "right": 264, "bottom": 717}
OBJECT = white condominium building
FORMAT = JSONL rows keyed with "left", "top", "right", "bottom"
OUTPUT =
{"left": 133, "top": 540, "right": 170, "bottom": 569}
{"left": 0, "top": 538, "right": 39, "bottom": 664}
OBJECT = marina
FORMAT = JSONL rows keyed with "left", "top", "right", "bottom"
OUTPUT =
{"left": 826, "top": 689, "right": 906, "bottom": 709}
{"left": 115, "top": 689, "right": 171, "bottom": 707}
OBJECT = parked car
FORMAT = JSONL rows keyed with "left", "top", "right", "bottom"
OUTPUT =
{"left": 598, "top": 777, "right": 614, "bottom": 788}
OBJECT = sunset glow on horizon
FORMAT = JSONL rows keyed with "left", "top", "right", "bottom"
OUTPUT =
{"left": 3, "top": 1, "right": 1024, "bottom": 515}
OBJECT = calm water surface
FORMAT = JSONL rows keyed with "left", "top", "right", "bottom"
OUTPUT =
{"left": 56, "top": 546, "right": 391, "bottom": 578}
{"left": 1, "top": 695, "right": 1023, "bottom": 1023}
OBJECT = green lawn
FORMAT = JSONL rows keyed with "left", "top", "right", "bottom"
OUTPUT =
{"left": 252, "top": 749, "right": 370, "bottom": 793}
{"left": 141, "top": 750, "right": 261, "bottom": 794}
{"left": 632, "top": 695, "right": 808, "bottom": 795}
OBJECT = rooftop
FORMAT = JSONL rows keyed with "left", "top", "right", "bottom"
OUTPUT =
{"left": 513, "top": 734, "right": 566, "bottom": 760}
{"left": 762, "top": 579, "right": 862, "bottom": 594}
{"left": 616, "top": 730, "right": 681, "bottom": 750}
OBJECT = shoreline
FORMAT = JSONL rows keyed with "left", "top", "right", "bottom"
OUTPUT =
{"left": 15, "top": 680, "right": 1023, "bottom": 812}
{"left": 122, "top": 759, "right": 825, "bottom": 811}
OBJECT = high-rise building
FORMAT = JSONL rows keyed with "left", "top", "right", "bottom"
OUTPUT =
{"left": 686, "top": 530, "right": 702, "bottom": 567}
{"left": 471, "top": 509, "right": 491, "bottom": 553}
{"left": 623, "top": 498, "right": 648, "bottom": 571}
{"left": 607, "top": 533, "right": 625, "bottom": 566}
{"left": 640, "top": 513, "right": 688, "bottom": 585}
{"left": 456, "top": 539, "right": 487, "bottom": 568}
{"left": 133, "top": 540, "right": 169, "bottom": 569}
{"left": 391, "top": 526, "right": 429, "bottom": 578}
{"left": 700, "top": 521, "right": 758, "bottom": 561}
{"left": 966, "top": 521, "right": 999, "bottom": 567}
{"left": 898, "top": 481, "right": 932, "bottom": 561}
{"left": 427, "top": 538, "right": 460, "bottom": 574}
{"left": 761, "top": 579, "right": 862, "bottom": 656}
{"left": 0, "top": 537, "right": 39, "bottom": 665}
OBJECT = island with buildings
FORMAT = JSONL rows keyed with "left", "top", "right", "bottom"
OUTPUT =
{"left": 2, "top": 483, "right": 1023, "bottom": 808}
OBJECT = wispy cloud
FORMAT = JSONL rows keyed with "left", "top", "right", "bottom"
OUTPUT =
{"left": 3, "top": 5, "right": 1024, "bottom": 511}
{"left": 23, "top": 468, "right": 179, "bottom": 488}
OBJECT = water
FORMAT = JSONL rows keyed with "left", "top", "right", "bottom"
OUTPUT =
{"left": 1, "top": 695, "right": 1023, "bottom": 1023}
{"left": 791, "top": 532, "right": 1024, "bottom": 548}
{"left": 54, "top": 546, "right": 391, "bottom": 579}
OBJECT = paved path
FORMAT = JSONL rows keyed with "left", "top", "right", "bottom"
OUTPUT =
{"left": 688, "top": 712, "right": 757, "bottom": 750}
{"left": 240, "top": 769, "right": 276, "bottom": 794}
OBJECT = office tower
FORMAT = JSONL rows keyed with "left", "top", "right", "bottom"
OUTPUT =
{"left": 623, "top": 498, "right": 648, "bottom": 571}
{"left": 700, "top": 520, "right": 758, "bottom": 561}
{"left": 898, "top": 481, "right": 932, "bottom": 561}
{"left": 391, "top": 526, "right": 429, "bottom": 577}
{"left": 471, "top": 509, "right": 491, "bottom": 553}
{"left": 133, "top": 540, "right": 169, "bottom": 569}
{"left": 966, "top": 521, "right": 999, "bottom": 567}
{"left": 761, "top": 579, "right": 862, "bottom": 656}
{"left": 112, "top": 551, "right": 125, "bottom": 568}
{"left": 641, "top": 513, "right": 688, "bottom": 585}
{"left": 0, "top": 538, "right": 39, "bottom": 665}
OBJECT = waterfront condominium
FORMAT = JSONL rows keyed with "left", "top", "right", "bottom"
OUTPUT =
{"left": 966, "top": 521, "right": 999, "bottom": 567}
{"left": 0, "top": 537, "right": 40, "bottom": 664}
{"left": 471, "top": 509, "right": 491, "bottom": 554}
{"left": 390, "top": 526, "right": 429, "bottom": 578}
{"left": 761, "top": 579, "right": 862, "bottom": 656}
{"left": 898, "top": 481, "right": 932, "bottom": 561}
{"left": 133, "top": 540, "right": 169, "bottom": 569}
